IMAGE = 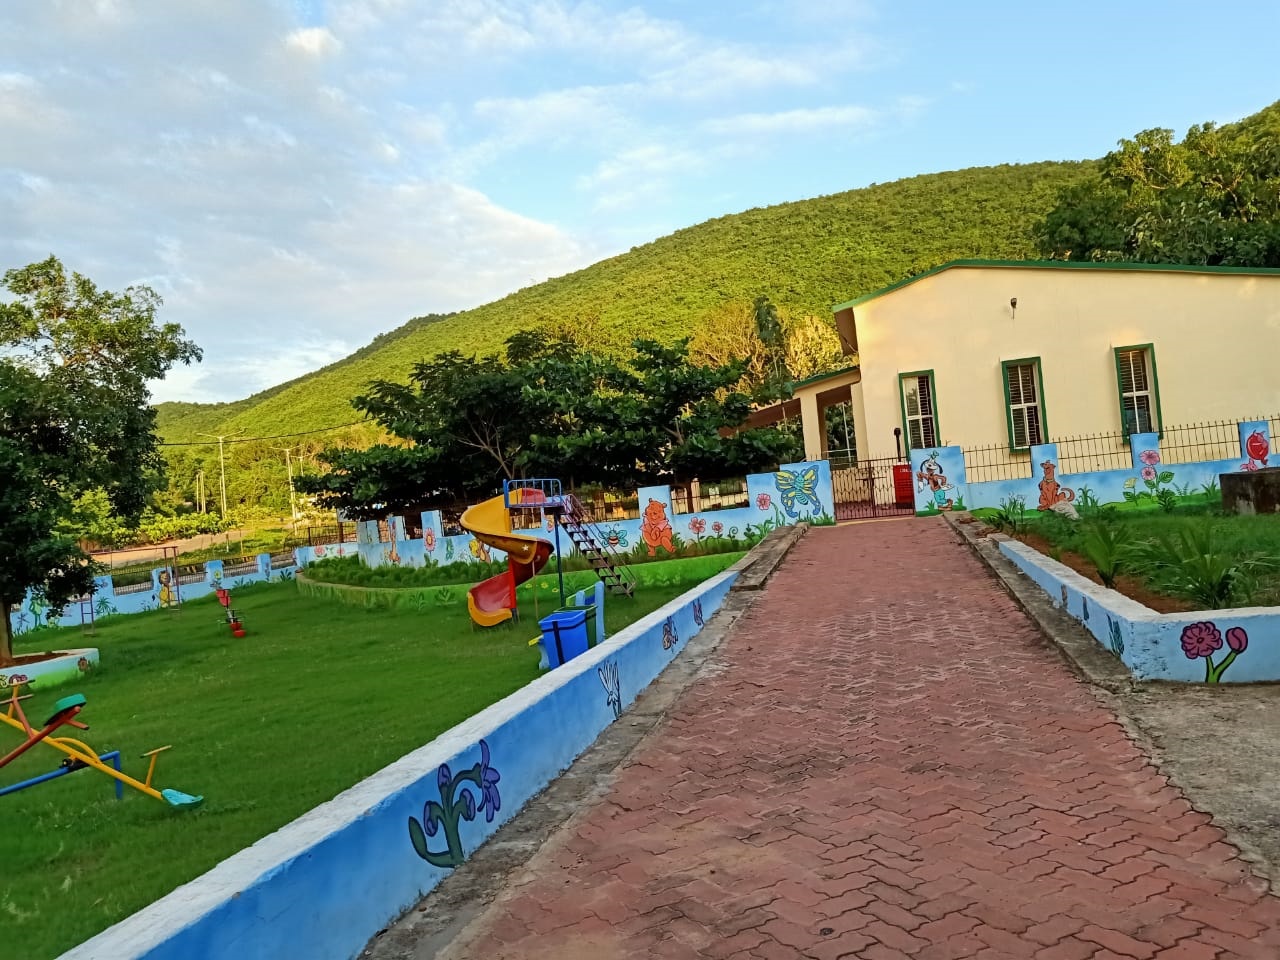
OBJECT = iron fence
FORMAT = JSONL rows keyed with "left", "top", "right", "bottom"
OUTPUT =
{"left": 671, "top": 477, "right": 750, "bottom": 515}
{"left": 222, "top": 556, "right": 258, "bottom": 578}
{"left": 1056, "top": 431, "right": 1133, "bottom": 475}
{"left": 1159, "top": 418, "right": 1247, "bottom": 466}
{"left": 570, "top": 489, "right": 641, "bottom": 522}
{"left": 960, "top": 444, "right": 1033, "bottom": 485}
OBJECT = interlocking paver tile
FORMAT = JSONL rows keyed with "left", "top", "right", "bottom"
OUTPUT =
{"left": 437, "top": 520, "right": 1280, "bottom": 958}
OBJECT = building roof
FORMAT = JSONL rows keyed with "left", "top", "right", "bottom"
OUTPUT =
{"left": 831, "top": 258, "right": 1280, "bottom": 313}
{"left": 790, "top": 364, "right": 860, "bottom": 391}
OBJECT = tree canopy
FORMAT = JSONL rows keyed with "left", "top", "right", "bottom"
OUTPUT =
{"left": 0, "top": 257, "right": 200, "bottom": 661}
{"left": 1037, "top": 116, "right": 1280, "bottom": 266}
{"left": 297, "top": 333, "right": 800, "bottom": 518}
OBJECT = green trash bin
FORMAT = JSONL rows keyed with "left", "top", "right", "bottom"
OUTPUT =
{"left": 555, "top": 604, "right": 598, "bottom": 647}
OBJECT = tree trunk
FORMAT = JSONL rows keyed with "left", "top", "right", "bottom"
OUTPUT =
{"left": 1, "top": 606, "right": 13, "bottom": 667}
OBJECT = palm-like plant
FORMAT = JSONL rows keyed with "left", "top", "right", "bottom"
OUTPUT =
{"left": 1129, "top": 525, "right": 1272, "bottom": 609}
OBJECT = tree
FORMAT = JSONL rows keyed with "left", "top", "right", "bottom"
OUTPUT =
{"left": 299, "top": 333, "right": 801, "bottom": 517}
{"left": 0, "top": 257, "right": 200, "bottom": 663}
{"left": 1037, "top": 119, "right": 1280, "bottom": 266}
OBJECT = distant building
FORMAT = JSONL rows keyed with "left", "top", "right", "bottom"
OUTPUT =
{"left": 791, "top": 259, "right": 1280, "bottom": 465}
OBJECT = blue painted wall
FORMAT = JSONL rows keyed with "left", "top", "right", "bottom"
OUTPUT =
{"left": 62, "top": 570, "right": 740, "bottom": 960}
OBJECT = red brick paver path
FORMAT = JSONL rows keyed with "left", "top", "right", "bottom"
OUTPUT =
{"left": 443, "top": 521, "right": 1280, "bottom": 959}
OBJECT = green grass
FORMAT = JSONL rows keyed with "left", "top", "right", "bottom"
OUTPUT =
{"left": 2, "top": 562, "right": 723, "bottom": 959}
{"left": 1012, "top": 501, "right": 1280, "bottom": 608}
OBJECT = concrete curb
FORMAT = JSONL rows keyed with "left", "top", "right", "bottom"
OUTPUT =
{"left": 942, "top": 512, "right": 1134, "bottom": 693}
{"left": 360, "top": 523, "right": 809, "bottom": 959}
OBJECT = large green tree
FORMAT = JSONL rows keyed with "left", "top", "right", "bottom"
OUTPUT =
{"left": 0, "top": 257, "right": 200, "bottom": 662}
{"left": 299, "top": 333, "right": 799, "bottom": 517}
{"left": 1037, "top": 117, "right": 1280, "bottom": 265}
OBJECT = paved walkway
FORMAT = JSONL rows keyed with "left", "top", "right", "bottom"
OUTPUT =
{"left": 440, "top": 520, "right": 1280, "bottom": 959}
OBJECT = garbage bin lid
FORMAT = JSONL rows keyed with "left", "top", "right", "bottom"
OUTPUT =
{"left": 539, "top": 610, "right": 587, "bottom": 629}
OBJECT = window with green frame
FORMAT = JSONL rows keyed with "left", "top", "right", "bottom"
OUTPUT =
{"left": 1114, "top": 344, "right": 1162, "bottom": 437}
{"left": 899, "top": 371, "right": 938, "bottom": 450}
{"left": 1001, "top": 357, "right": 1046, "bottom": 450}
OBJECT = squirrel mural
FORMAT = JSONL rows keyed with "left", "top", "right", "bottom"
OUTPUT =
{"left": 640, "top": 499, "right": 675, "bottom": 557}
{"left": 1037, "top": 460, "right": 1076, "bottom": 511}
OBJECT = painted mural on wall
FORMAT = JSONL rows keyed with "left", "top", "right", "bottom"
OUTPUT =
{"left": 599, "top": 661, "right": 622, "bottom": 719}
{"left": 1240, "top": 420, "right": 1271, "bottom": 472}
{"left": 407, "top": 739, "right": 503, "bottom": 870}
{"left": 640, "top": 499, "right": 676, "bottom": 556}
{"left": 911, "top": 447, "right": 967, "bottom": 514}
{"left": 1037, "top": 459, "right": 1075, "bottom": 511}
{"left": 1181, "top": 622, "right": 1249, "bottom": 683}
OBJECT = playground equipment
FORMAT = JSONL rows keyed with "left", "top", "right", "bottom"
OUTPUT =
{"left": 0, "top": 685, "right": 203, "bottom": 808}
{"left": 215, "top": 586, "right": 246, "bottom": 637}
{"left": 460, "top": 479, "right": 635, "bottom": 629}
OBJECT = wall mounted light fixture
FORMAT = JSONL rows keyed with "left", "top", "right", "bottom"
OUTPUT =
{"left": 1010, "top": 296, "right": 1018, "bottom": 319}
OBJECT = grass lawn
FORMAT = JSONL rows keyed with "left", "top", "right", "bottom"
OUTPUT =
{"left": 2, "top": 555, "right": 738, "bottom": 960}
{"left": 974, "top": 499, "right": 1280, "bottom": 609}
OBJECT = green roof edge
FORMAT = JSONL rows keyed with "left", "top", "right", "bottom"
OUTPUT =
{"left": 790, "top": 364, "right": 860, "bottom": 391}
{"left": 830, "top": 258, "right": 1280, "bottom": 313}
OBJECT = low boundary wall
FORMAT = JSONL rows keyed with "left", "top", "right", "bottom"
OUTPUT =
{"left": 61, "top": 566, "right": 742, "bottom": 960}
{"left": 999, "top": 538, "right": 1280, "bottom": 684}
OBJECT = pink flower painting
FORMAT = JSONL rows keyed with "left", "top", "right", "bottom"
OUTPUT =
{"left": 756, "top": 493, "right": 772, "bottom": 511}
{"left": 1140, "top": 465, "right": 1157, "bottom": 482}
{"left": 424, "top": 528, "right": 437, "bottom": 553}
{"left": 688, "top": 517, "right": 707, "bottom": 537}
{"left": 1180, "top": 621, "right": 1248, "bottom": 683}
{"left": 1139, "top": 449, "right": 1161, "bottom": 466}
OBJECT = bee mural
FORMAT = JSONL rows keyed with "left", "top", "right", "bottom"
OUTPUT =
{"left": 602, "top": 527, "right": 629, "bottom": 550}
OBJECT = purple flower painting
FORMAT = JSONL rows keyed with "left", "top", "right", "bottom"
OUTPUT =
{"left": 1180, "top": 621, "right": 1248, "bottom": 683}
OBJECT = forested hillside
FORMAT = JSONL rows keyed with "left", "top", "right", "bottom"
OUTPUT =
{"left": 156, "top": 159, "right": 1092, "bottom": 443}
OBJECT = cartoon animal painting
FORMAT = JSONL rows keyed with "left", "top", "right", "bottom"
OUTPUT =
{"left": 1037, "top": 460, "right": 1075, "bottom": 511}
{"left": 469, "top": 538, "right": 491, "bottom": 563}
{"left": 157, "top": 570, "right": 176, "bottom": 608}
{"left": 1243, "top": 430, "right": 1270, "bottom": 471}
{"left": 915, "top": 453, "right": 955, "bottom": 511}
{"left": 640, "top": 499, "right": 675, "bottom": 557}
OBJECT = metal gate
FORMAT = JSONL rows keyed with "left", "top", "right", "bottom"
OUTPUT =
{"left": 831, "top": 456, "right": 916, "bottom": 520}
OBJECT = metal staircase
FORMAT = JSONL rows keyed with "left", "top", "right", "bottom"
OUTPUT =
{"left": 561, "top": 494, "right": 636, "bottom": 597}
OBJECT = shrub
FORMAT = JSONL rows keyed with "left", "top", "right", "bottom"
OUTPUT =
{"left": 1080, "top": 522, "right": 1131, "bottom": 589}
{"left": 1130, "top": 525, "right": 1273, "bottom": 609}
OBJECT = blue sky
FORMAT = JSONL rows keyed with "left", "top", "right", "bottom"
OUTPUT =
{"left": 1, "top": 0, "right": 1276, "bottom": 403}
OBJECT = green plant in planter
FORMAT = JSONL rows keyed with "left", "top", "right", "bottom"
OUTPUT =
{"left": 1131, "top": 525, "right": 1273, "bottom": 609}
{"left": 1080, "top": 522, "right": 1131, "bottom": 588}
{"left": 1156, "top": 488, "right": 1179, "bottom": 513}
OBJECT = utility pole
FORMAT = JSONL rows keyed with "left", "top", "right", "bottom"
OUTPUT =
{"left": 275, "top": 446, "right": 299, "bottom": 521}
{"left": 198, "top": 432, "right": 242, "bottom": 518}
{"left": 196, "top": 470, "right": 206, "bottom": 513}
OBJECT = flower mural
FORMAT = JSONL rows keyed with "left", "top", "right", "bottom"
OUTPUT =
{"left": 1179, "top": 621, "right": 1248, "bottom": 682}
{"left": 599, "top": 661, "right": 622, "bottom": 719}
{"left": 662, "top": 616, "right": 678, "bottom": 651}
{"left": 756, "top": 493, "right": 772, "bottom": 511}
{"left": 711, "top": 521, "right": 723, "bottom": 537}
{"left": 1125, "top": 448, "right": 1175, "bottom": 504}
{"left": 424, "top": 528, "right": 437, "bottom": 553}
{"left": 688, "top": 517, "right": 706, "bottom": 538}
{"left": 408, "top": 739, "right": 503, "bottom": 869}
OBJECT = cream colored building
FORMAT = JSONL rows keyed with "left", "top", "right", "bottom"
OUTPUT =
{"left": 794, "top": 260, "right": 1280, "bottom": 464}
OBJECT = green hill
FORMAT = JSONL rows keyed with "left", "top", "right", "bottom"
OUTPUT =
{"left": 155, "top": 159, "right": 1094, "bottom": 442}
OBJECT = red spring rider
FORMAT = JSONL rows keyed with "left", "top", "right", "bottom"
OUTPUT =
{"left": 215, "top": 586, "right": 247, "bottom": 638}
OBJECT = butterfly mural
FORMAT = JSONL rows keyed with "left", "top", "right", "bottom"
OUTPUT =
{"left": 774, "top": 466, "right": 820, "bottom": 518}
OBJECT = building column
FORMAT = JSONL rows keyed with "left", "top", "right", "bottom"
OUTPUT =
{"left": 799, "top": 389, "right": 823, "bottom": 461}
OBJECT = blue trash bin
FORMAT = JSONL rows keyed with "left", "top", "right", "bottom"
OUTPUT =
{"left": 538, "top": 610, "right": 589, "bottom": 668}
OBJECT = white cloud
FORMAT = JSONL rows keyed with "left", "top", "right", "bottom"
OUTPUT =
{"left": 705, "top": 105, "right": 880, "bottom": 137}
{"left": 286, "top": 26, "right": 343, "bottom": 58}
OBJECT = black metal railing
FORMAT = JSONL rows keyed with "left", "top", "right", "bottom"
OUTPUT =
{"left": 1056, "top": 431, "right": 1133, "bottom": 475}
{"left": 1160, "top": 418, "right": 1250, "bottom": 466}
{"left": 960, "top": 444, "right": 1033, "bottom": 485}
{"left": 671, "top": 477, "right": 750, "bottom": 515}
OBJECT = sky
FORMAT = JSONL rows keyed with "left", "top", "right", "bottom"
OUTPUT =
{"left": 2, "top": 1, "right": 1277, "bottom": 405}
